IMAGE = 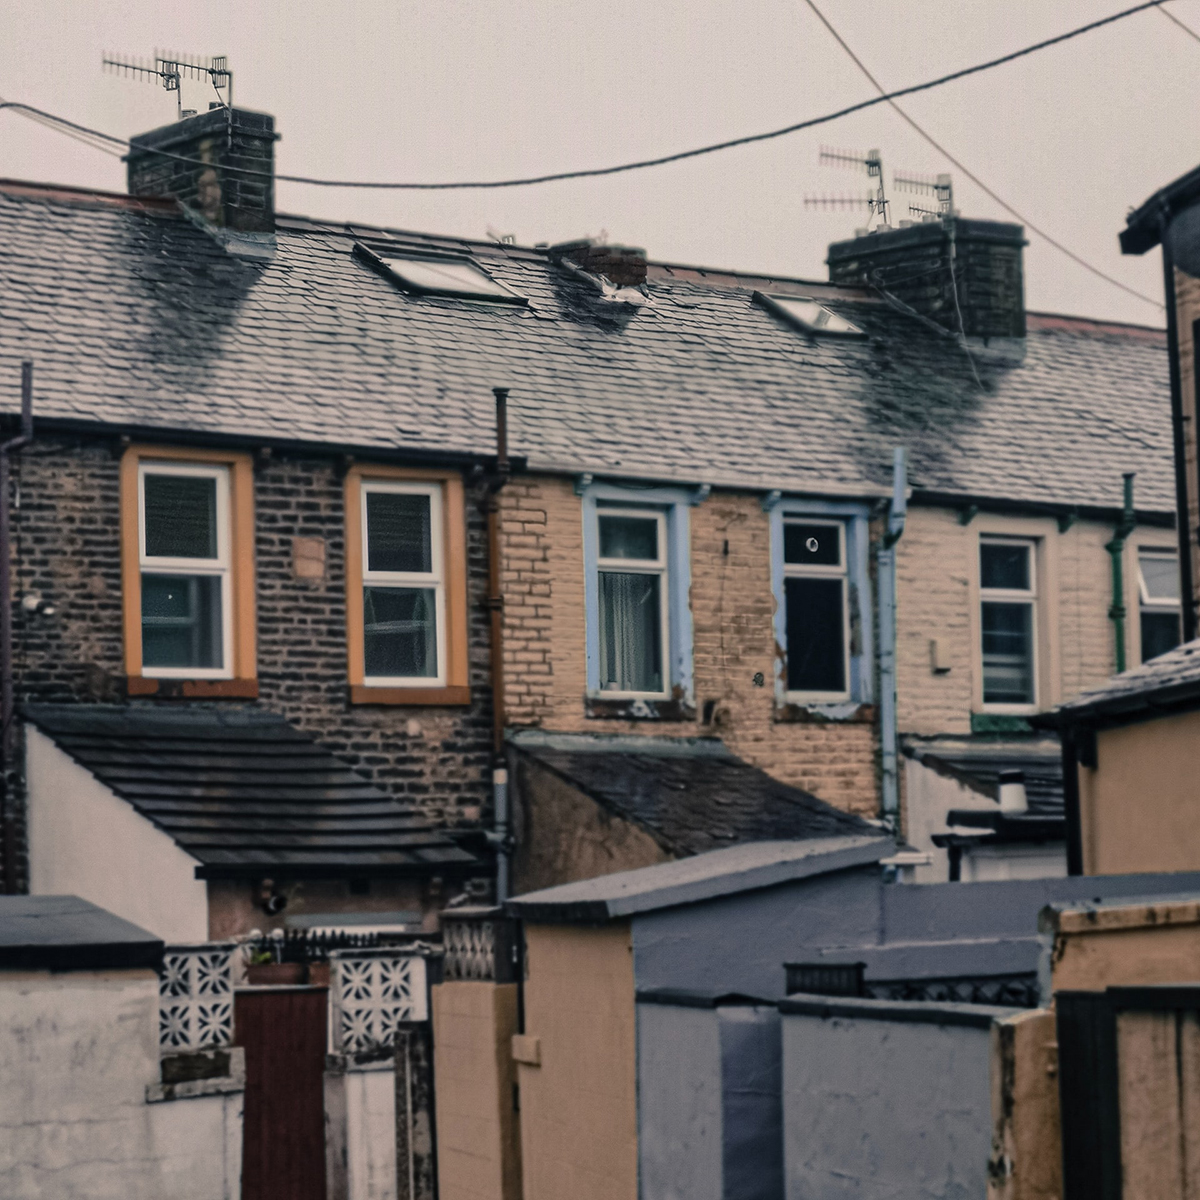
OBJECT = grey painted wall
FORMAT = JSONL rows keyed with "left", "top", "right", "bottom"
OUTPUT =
{"left": 636, "top": 999, "right": 783, "bottom": 1200}
{"left": 782, "top": 1003, "right": 999, "bottom": 1200}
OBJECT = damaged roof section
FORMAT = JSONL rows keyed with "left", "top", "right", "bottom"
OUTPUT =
{"left": 24, "top": 704, "right": 480, "bottom": 877}
{"left": 511, "top": 731, "right": 880, "bottom": 858}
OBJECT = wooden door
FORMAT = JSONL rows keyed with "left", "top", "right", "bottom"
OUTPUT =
{"left": 236, "top": 985, "right": 329, "bottom": 1200}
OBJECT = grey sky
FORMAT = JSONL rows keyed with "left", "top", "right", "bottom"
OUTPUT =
{"left": 2, "top": 0, "right": 1198, "bottom": 325}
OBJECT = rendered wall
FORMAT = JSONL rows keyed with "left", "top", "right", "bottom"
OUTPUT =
{"left": 25, "top": 725, "right": 209, "bottom": 944}
{"left": 432, "top": 981, "right": 521, "bottom": 1200}
{"left": 325, "top": 1058, "right": 398, "bottom": 1200}
{"left": 0, "top": 967, "right": 241, "bottom": 1199}
{"left": 1079, "top": 709, "right": 1200, "bottom": 875}
{"left": 517, "top": 922, "right": 637, "bottom": 1200}
{"left": 782, "top": 1000, "right": 1000, "bottom": 1200}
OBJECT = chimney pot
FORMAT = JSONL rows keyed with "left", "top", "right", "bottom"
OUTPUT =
{"left": 126, "top": 107, "right": 278, "bottom": 233}
{"left": 997, "top": 768, "right": 1029, "bottom": 814}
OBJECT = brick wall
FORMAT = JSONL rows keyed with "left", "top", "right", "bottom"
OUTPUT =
{"left": 9, "top": 437, "right": 493, "bottom": 830}
{"left": 500, "top": 477, "right": 878, "bottom": 817}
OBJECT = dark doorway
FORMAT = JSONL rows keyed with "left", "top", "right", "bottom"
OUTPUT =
{"left": 236, "top": 985, "right": 329, "bottom": 1200}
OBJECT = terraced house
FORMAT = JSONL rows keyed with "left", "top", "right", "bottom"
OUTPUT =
{"left": 0, "top": 106, "right": 1180, "bottom": 932}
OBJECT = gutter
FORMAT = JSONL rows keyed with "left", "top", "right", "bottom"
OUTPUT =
{"left": 1, "top": 364, "right": 32, "bottom": 893}
{"left": 1105, "top": 473, "right": 1137, "bottom": 674}
{"left": 878, "top": 447, "right": 907, "bottom": 829}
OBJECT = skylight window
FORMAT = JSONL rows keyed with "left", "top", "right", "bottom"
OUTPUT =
{"left": 355, "top": 244, "right": 526, "bottom": 304}
{"left": 757, "top": 292, "right": 864, "bottom": 338}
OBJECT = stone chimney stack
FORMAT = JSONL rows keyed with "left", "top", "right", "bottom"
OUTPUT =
{"left": 827, "top": 218, "right": 1027, "bottom": 340}
{"left": 127, "top": 107, "right": 278, "bottom": 233}
{"left": 551, "top": 239, "right": 648, "bottom": 287}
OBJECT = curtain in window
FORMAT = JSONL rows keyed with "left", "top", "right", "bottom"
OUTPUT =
{"left": 598, "top": 571, "right": 662, "bottom": 693}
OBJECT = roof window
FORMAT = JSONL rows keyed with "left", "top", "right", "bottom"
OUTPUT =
{"left": 756, "top": 292, "right": 864, "bottom": 338}
{"left": 354, "top": 244, "right": 526, "bottom": 304}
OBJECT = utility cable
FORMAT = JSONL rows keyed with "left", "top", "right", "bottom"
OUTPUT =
{"left": 800, "top": 0, "right": 1165, "bottom": 310}
{"left": 0, "top": 1, "right": 1175, "bottom": 192}
{"left": 1158, "top": 1, "right": 1200, "bottom": 43}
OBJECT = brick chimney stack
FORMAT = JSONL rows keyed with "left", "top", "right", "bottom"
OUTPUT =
{"left": 827, "top": 218, "right": 1027, "bottom": 340}
{"left": 551, "top": 239, "right": 648, "bottom": 287}
{"left": 127, "top": 107, "right": 278, "bottom": 233}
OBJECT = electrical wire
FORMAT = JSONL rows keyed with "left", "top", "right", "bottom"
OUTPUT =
{"left": 1158, "top": 1, "right": 1200, "bottom": 42}
{"left": 0, "top": 0, "right": 1174, "bottom": 192}
{"left": 800, "top": 0, "right": 1165, "bottom": 310}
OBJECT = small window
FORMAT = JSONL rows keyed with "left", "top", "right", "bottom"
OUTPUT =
{"left": 980, "top": 538, "right": 1037, "bottom": 707}
{"left": 360, "top": 482, "right": 445, "bottom": 685}
{"left": 138, "top": 463, "right": 232, "bottom": 678}
{"left": 596, "top": 509, "right": 668, "bottom": 697}
{"left": 783, "top": 520, "right": 849, "bottom": 698}
{"left": 1138, "top": 550, "right": 1182, "bottom": 663}
{"left": 758, "top": 292, "right": 864, "bottom": 337}
{"left": 356, "top": 244, "right": 525, "bottom": 303}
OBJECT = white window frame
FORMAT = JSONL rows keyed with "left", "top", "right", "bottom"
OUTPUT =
{"left": 1137, "top": 547, "right": 1182, "bottom": 664}
{"left": 979, "top": 535, "right": 1039, "bottom": 714}
{"left": 360, "top": 480, "right": 446, "bottom": 687}
{"left": 595, "top": 507, "right": 670, "bottom": 700}
{"left": 138, "top": 461, "right": 234, "bottom": 680}
{"left": 782, "top": 518, "right": 851, "bottom": 703}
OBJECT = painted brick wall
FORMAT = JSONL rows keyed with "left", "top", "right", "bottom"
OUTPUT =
{"left": 9, "top": 438, "right": 493, "bottom": 831}
{"left": 500, "top": 477, "right": 878, "bottom": 817}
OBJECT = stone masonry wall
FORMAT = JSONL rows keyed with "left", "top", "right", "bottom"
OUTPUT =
{"left": 500, "top": 476, "right": 878, "bottom": 817}
{"left": 9, "top": 436, "right": 493, "bottom": 828}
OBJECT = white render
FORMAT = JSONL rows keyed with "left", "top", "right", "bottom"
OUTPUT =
{"left": 26, "top": 725, "right": 209, "bottom": 943}
{"left": 0, "top": 967, "right": 241, "bottom": 1199}
{"left": 325, "top": 1057, "right": 398, "bottom": 1200}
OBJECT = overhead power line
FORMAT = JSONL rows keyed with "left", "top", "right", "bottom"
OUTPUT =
{"left": 800, "top": 0, "right": 1165, "bottom": 311}
{"left": 1157, "top": 1, "right": 1200, "bottom": 43}
{"left": 0, "top": 0, "right": 1174, "bottom": 192}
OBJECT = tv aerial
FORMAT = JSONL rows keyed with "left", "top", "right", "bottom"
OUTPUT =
{"left": 102, "top": 51, "right": 232, "bottom": 120}
{"left": 804, "top": 146, "right": 890, "bottom": 229}
{"left": 894, "top": 171, "right": 956, "bottom": 221}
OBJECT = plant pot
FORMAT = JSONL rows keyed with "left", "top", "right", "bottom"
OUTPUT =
{"left": 307, "top": 961, "right": 331, "bottom": 988}
{"left": 246, "top": 962, "right": 306, "bottom": 986}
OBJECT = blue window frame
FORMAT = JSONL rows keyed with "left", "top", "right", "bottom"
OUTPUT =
{"left": 767, "top": 497, "right": 873, "bottom": 709}
{"left": 580, "top": 480, "right": 699, "bottom": 712}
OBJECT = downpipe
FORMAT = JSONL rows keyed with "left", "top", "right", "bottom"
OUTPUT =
{"left": 879, "top": 447, "right": 907, "bottom": 832}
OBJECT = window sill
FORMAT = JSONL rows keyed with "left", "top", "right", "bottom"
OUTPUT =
{"left": 349, "top": 684, "right": 471, "bottom": 706}
{"left": 774, "top": 701, "right": 875, "bottom": 725}
{"left": 970, "top": 712, "right": 1034, "bottom": 735}
{"left": 585, "top": 695, "right": 696, "bottom": 722}
{"left": 127, "top": 677, "right": 258, "bottom": 699}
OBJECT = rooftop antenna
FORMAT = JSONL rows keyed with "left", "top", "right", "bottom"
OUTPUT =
{"left": 893, "top": 171, "right": 955, "bottom": 221}
{"left": 812, "top": 146, "right": 890, "bottom": 230}
{"left": 102, "top": 51, "right": 232, "bottom": 120}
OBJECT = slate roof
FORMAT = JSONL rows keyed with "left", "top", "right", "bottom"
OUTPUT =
{"left": 904, "top": 738, "right": 1064, "bottom": 819}
{"left": 1045, "top": 638, "right": 1200, "bottom": 724}
{"left": 506, "top": 836, "right": 891, "bottom": 922}
{"left": 0, "top": 180, "right": 1174, "bottom": 514}
{"left": 24, "top": 704, "right": 480, "bottom": 877}
{"left": 512, "top": 731, "right": 879, "bottom": 855}
{"left": 0, "top": 894, "right": 163, "bottom": 971}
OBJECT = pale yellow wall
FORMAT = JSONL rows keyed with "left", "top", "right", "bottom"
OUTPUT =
{"left": 988, "top": 1008, "right": 1061, "bottom": 1200}
{"left": 1079, "top": 708, "right": 1200, "bottom": 876}
{"left": 432, "top": 981, "right": 521, "bottom": 1200}
{"left": 898, "top": 508, "right": 1168, "bottom": 735}
{"left": 516, "top": 922, "right": 637, "bottom": 1200}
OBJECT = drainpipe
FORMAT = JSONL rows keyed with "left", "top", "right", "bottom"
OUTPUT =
{"left": 878, "top": 447, "right": 907, "bottom": 831}
{"left": 1105, "top": 473, "right": 1136, "bottom": 674}
{"left": 1, "top": 363, "right": 33, "bottom": 894}
{"left": 484, "top": 388, "right": 512, "bottom": 902}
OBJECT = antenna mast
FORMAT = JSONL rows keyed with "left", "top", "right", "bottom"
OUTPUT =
{"left": 893, "top": 171, "right": 956, "bottom": 221}
{"left": 102, "top": 51, "right": 232, "bottom": 120}
{"left": 810, "top": 146, "right": 891, "bottom": 230}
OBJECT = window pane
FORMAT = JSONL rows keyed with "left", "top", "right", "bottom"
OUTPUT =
{"left": 1140, "top": 554, "right": 1180, "bottom": 602}
{"left": 141, "top": 573, "right": 223, "bottom": 669}
{"left": 980, "top": 542, "right": 1030, "bottom": 591}
{"left": 784, "top": 522, "right": 841, "bottom": 567}
{"left": 598, "top": 571, "right": 663, "bottom": 693}
{"left": 982, "top": 601, "right": 1034, "bottom": 704}
{"left": 143, "top": 474, "right": 218, "bottom": 559}
{"left": 364, "top": 587, "right": 437, "bottom": 678}
{"left": 1141, "top": 610, "right": 1182, "bottom": 663}
{"left": 599, "top": 515, "right": 659, "bottom": 562}
{"left": 785, "top": 577, "right": 846, "bottom": 693}
{"left": 366, "top": 492, "right": 432, "bottom": 574}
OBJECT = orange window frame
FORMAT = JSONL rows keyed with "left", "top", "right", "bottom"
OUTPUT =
{"left": 120, "top": 445, "right": 258, "bottom": 698}
{"left": 344, "top": 465, "right": 470, "bottom": 705}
